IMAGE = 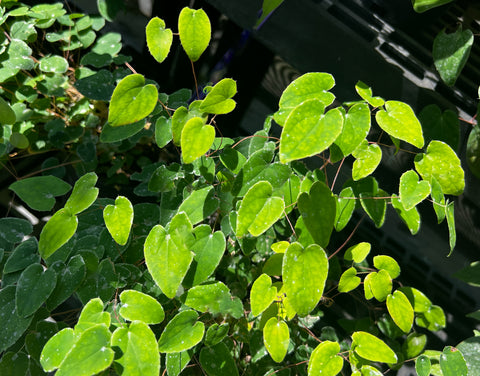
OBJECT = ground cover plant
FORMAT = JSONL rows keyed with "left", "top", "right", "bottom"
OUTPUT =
{"left": 0, "top": 1, "right": 478, "bottom": 375}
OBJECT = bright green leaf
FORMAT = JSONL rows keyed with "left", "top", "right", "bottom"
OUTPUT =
{"left": 40, "top": 328, "right": 75, "bottom": 372}
{"left": 391, "top": 194, "right": 421, "bottom": 235}
{"left": 108, "top": 74, "right": 158, "bottom": 126}
{"left": 446, "top": 200, "right": 456, "bottom": 255}
{"left": 177, "top": 186, "right": 218, "bottom": 225}
{"left": 283, "top": 242, "right": 328, "bottom": 316}
{"left": 39, "top": 55, "right": 68, "bottom": 73}
{"left": 375, "top": 101, "right": 424, "bottom": 148}
{"left": 166, "top": 351, "right": 192, "bottom": 376}
{"left": 338, "top": 267, "right": 361, "bottom": 293}
{"left": 355, "top": 81, "right": 385, "bottom": 107}
{"left": 364, "top": 269, "right": 391, "bottom": 302}
{"left": 399, "top": 170, "right": 431, "bottom": 210}
{"left": 386, "top": 290, "right": 414, "bottom": 333}
{"left": 263, "top": 318, "right": 289, "bottom": 363}
{"left": 200, "top": 78, "right": 237, "bottom": 114}
{"left": 155, "top": 116, "right": 172, "bottom": 148}
{"left": 64, "top": 172, "right": 99, "bottom": 215}
{"left": 399, "top": 286, "right": 432, "bottom": 313}
{"left": 75, "top": 298, "right": 110, "bottom": 333}
{"left": 103, "top": 196, "right": 133, "bottom": 245}
{"left": 352, "top": 140, "right": 382, "bottom": 180}
{"left": 352, "top": 331, "right": 398, "bottom": 364}
{"left": 119, "top": 289, "right": 165, "bottom": 324}
{"left": 335, "top": 187, "right": 356, "bottom": 231}
{"left": 344, "top": 242, "right": 371, "bottom": 263}
{"left": 38, "top": 209, "right": 78, "bottom": 260}
{"left": 412, "top": 0, "right": 454, "bottom": 13}
{"left": 181, "top": 117, "right": 215, "bottom": 164}
{"left": 308, "top": 340, "right": 343, "bottom": 376}
{"left": 416, "top": 355, "right": 431, "bottom": 376}
{"left": 250, "top": 274, "right": 277, "bottom": 316}
{"left": 205, "top": 323, "right": 229, "bottom": 347}
{"left": 158, "top": 310, "right": 204, "bottom": 353}
{"left": 373, "top": 255, "right": 400, "bottom": 279}
{"left": 416, "top": 305, "right": 446, "bottom": 331}
{"left": 178, "top": 7, "right": 211, "bottom": 62}
{"left": 404, "top": 333, "right": 427, "bottom": 358}
{"left": 440, "top": 346, "right": 468, "bottom": 376}
{"left": 146, "top": 17, "right": 173, "bottom": 63}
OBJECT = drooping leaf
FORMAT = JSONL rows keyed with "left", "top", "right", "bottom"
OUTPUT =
{"left": 250, "top": 273, "right": 277, "bottom": 316}
{"left": 9, "top": 176, "right": 72, "bottom": 211}
{"left": 440, "top": 346, "right": 468, "bottom": 376}
{"left": 108, "top": 74, "right": 158, "bottom": 126}
{"left": 338, "top": 267, "right": 361, "bottom": 293}
{"left": 279, "top": 101, "right": 343, "bottom": 163}
{"left": 352, "top": 140, "right": 382, "bottom": 180}
{"left": 391, "top": 194, "right": 421, "bottom": 235}
{"left": 199, "top": 342, "right": 239, "bottom": 376}
{"left": 111, "top": 321, "right": 160, "bottom": 376}
{"left": 454, "top": 261, "right": 480, "bottom": 287}
{"left": 386, "top": 290, "right": 413, "bottom": 333}
{"left": 467, "top": 123, "right": 480, "bottom": 179}
{"left": 352, "top": 331, "right": 398, "bottom": 364}
{"left": 263, "top": 317, "right": 289, "bottom": 363}
{"left": 282, "top": 242, "right": 328, "bottom": 316}
{"left": 399, "top": 170, "right": 431, "bottom": 211}
{"left": 181, "top": 117, "right": 215, "bottom": 164}
{"left": 308, "top": 340, "right": 343, "bottom": 376}
{"left": 274, "top": 72, "right": 336, "bottom": 125}
{"left": 360, "top": 188, "right": 387, "bottom": 228}
{"left": 178, "top": 7, "right": 211, "bottom": 62}
{"left": 297, "top": 181, "right": 336, "bottom": 247}
{"left": 335, "top": 187, "right": 356, "bottom": 231}
{"left": 64, "top": 172, "right": 99, "bottom": 215}
{"left": 433, "top": 26, "right": 474, "bottom": 86}
{"left": 375, "top": 101, "right": 424, "bottom": 148}
{"left": 415, "top": 141, "right": 464, "bottom": 196}
{"left": 200, "top": 78, "right": 237, "bottom": 114}
{"left": 412, "top": 0, "right": 454, "bottom": 13}
{"left": 236, "top": 180, "right": 285, "bottom": 237}
{"left": 38, "top": 209, "right": 78, "bottom": 260}
{"left": 157, "top": 310, "right": 204, "bottom": 353}
{"left": 103, "top": 196, "right": 133, "bottom": 245}
{"left": 446, "top": 201, "right": 456, "bottom": 255}
{"left": 354, "top": 81, "right": 385, "bottom": 107}
{"left": 146, "top": 17, "right": 173, "bottom": 63}
{"left": 119, "top": 289, "right": 164, "bottom": 324}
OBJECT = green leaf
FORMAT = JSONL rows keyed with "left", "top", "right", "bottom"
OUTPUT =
{"left": 364, "top": 270, "right": 392, "bottom": 302}
{"left": 0, "top": 97, "right": 16, "bottom": 125}
{"left": 335, "top": 187, "right": 356, "bottom": 231}
{"left": 39, "top": 55, "right": 68, "bottom": 73}
{"left": 111, "top": 321, "right": 160, "bottom": 376}
{"left": 0, "top": 217, "right": 32, "bottom": 243}
{"left": 404, "top": 333, "right": 427, "bottom": 358}
{"left": 144, "top": 213, "right": 194, "bottom": 298}
{"left": 416, "top": 305, "right": 446, "bottom": 331}
{"left": 205, "top": 323, "right": 229, "bottom": 347}
{"left": 200, "top": 78, "right": 237, "bottom": 114}
{"left": 166, "top": 351, "right": 192, "bottom": 376}
{"left": 158, "top": 310, "right": 204, "bottom": 353}
{"left": 355, "top": 81, "right": 385, "bottom": 107}
{"left": 263, "top": 317, "right": 289, "bottom": 362}
{"left": 399, "top": 170, "right": 431, "bottom": 210}
{"left": 263, "top": 253, "right": 284, "bottom": 276}
{"left": 415, "top": 355, "right": 431, "bottom": 376}
{"left": 386, "top": 291, "right": 413, "bottom": 333}
{"left": 3, "top": 238, "right": 39, "bottom": 274}
{"left": 297, "top": 181, "right": 336, "bottom": 247}
{"left": 108, "top": 74, "right": 158, "bottom": 126}
{"left": 454, "top": 261, "right": 480, "bottom": 287}
{"left": 274, "top": 72, "right": 336, "bottom": 126}
{"left": 412, "top": 0, "right": 454, "bottom": 13}
{"left": 467, "top": 121, "right": 480, "bottom": 179}
{"left": 236, "top": 180, "right": 285, "bottom": 237}
{"left": 220, "top": 146, "right": 247, "bottom": 174}
{"left": 0, "top": 286, "right": 34, "bottom": 353}
{"left": 0, "top": 351, "right": 29, "bottom": 376}
{"left": 171, "top": 103, "right": 207, "bottom": 146}
{"left": 199, "top": 342, "right": 239, "bottom": 376}
{"left": 64, "top": 172, "right": 99, "bottom": 215}
{"left": 54, "top": 325, "right": 114, "bottom": 376}
{"left": 250, "top": 274, "right": 277, "bottom": 316}
{"left": 331, "top": 103, "right": 371, "bottom": 161}
{"left": 9, "top": 176, "right": 72, "bottom": 212}
{"left": 40, "top": 328, "right": 75, "bottom": 372}
{"left": 183, "top": 281, "right": 243, "bottom": 319}
{"left": 433, "top": 26, "right": 473, "bottom": 86}
{"left": 255, "top": 0, "right": 284, "bottom": 28}
{"left": 457, "top": 336, "right": 480, "bottom": 376}
{"left": 338, "top": 267, "right": 361, "bottom": 293}
{"left": 91, "top": 32, "right": 122, "bottom": 55}
{"left": 177, "top": 186, "right": 218, "bottom": 225}
{"left": 440, "top": 346, "right": 468, "bottom": 376}
{"left": 419, "top": 104, "right": 459, "bottom": 151}
{"left": 100, "top": 120, "right": 146, "bottom": 143}
{"left": 360, "top": 188, "right": 387, "bottom": 228}
{"left": 146, "top": 17, "right": 173, "bottom": 63}
{"left": 38, "top": 209, "right": 78, "bottom": 260}
{"left": 279, "top": 101, "right": 343, "bottom": 163}
{"left": 352, "top": 331, "right": 398, "bottom": 364}
{"left": 375, "top": 101, "right": 424, "bottom": 148}
{"left": 119, "top": 289, "right": 165, "bottom": 324}
{"left": 308, "top": 340, "right": 343, "bottom": 376}
{"left": 155, "top": 116, "right": 172, "bottom": 148}
{"left": 391, "top": 194, "right": 421, "bottom": 235}
{"left": 75, "top": 298, "right": 110, "bottom": 333}
{"left": 97, "top": 0, "right": 124, "bottom": 21}
{"left": 181, "top": 117, "right": 215, "bottom": 164}
{"left": 282, "top": 242, "right": 328, "bottom": 316}
{"left": 16, "top": 263, "right": 56, "bottom": 317}
{"left": 103, "top": 196, "right": 133, "bottom": 245}
{"left": 352, "top": 140, "right": 382, "bottom": 180}
{"left": 344, "top": 242, "right": 371, "bottom": 263}
{"left": 446, "top": 201, "right": 456, "bottom": 255}
{"left": 373, "top": 255, "right": 400, "bottom": 279}
{"left": 398, "top": 286, "right": 432, "bottom": 313}
{"left": 178, "top": 7, "right": 211, "bottom": 62}
{"left": 415, "top": 140, "right": 464, "bottom": 195}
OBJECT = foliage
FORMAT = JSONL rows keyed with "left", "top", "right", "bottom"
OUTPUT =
{"left": 0, "top": 1, "right": 475, "bottom": 375}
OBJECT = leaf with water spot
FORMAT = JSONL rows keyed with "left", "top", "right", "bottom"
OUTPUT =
{"left": 75, "top": 298, "right": 110, "bottom": 333}
{"left": 119, "top": 289, "right": 165, "bottom": 324}
{"left": 308, "top": 340, "right": 343, "bottom": 376}
{"left": 440, "top": 346, "right": 468, "bottom": 376}
{"left": 263, "top": 317, "right": 289, "bottom": 363}
{"left": 399, "top": 170, "right": 431, "bottom": 211}
{"left": 416, "top": 355, "right": 431, "bottom": 376}
{"left": 250, "top": 274, "right": 277, "bottom": 316}
{"left": 146, "top": 16, "right": 173, "bottom": 63}
{"left": 178, "top": 7, "right": 211, "bottom": 62}
{"left": 40, "top": 327, "right": 75, "bottom": 372}
{"left": 158, "top": 310, "right": 204, "bottom": 353}
{"left": 176, "top": 186, "right": 218, "bottom": 225}
{"left": 181, "top": 117, "right": 215, "bottom": 164}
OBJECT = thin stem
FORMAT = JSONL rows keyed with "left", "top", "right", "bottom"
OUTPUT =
{"left": 190, "top": 59, "right": 199, "bottom": 99}
{"left": 125, "top": 62, "right": 137, "bottom": 74}
{"left": 19, "top": 160, "right": 81, "bottom": 180}
{"left": 331, "top": 157, "right": 345, "bottom": 191}
{"left": 329, "top": 214, "right": 366, "bottom": 260}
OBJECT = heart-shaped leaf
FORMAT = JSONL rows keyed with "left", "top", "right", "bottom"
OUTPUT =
{"left": 279, "top": 101, "right": 343, "bottom": 163}
{"left": 297, "top": 181, "right": 336, "bottom": 247}
{"left": 364, "top": 269, "right": 392, "bottom": 302}
{"left": 352, "top": 331, "right": 398, "bottom": 364}
{"left": 338, "top": 267, "right": 361, "bottom": 293}
{"left": 75, "top": 298, "right": 111, "bottom": 333}
{"left": 3, "top": 237, "right": 39, "bottom": 274}
{"left": 399, "top": 170, "right": 431, "bottom": 210}
{"left": 39, "top": 208, "right": 78, "bottom": 260}
{"left": 433, "top": 26, "right": 473, "bottom": 86}
{"left": 158, "top": 310, "right": 204, "bottom": 353}
{"left": 181, "top": 117, "right": 215, "bottom": 164}
{"left": 360, "top": 188, "right": 387, "bottom": 228}
{"left": 374, "top": 255, "right": 400, "bottom": 279}
{"left": 111, "top": 321, "right": 160, "bottom": 376}
{"left": 146, "top": 17, "right": 173, "bottom": 63}
{"left": 250, "top": 274, "right": 277, "bottom": 316}
{"left": 236, "top": 180, "right": 285, "bottom": 237}
{"left": 40, "top": 328, "right": 75, "bottom": 372}
{"left": 200, "top": 78, "right": 237, "bottom": 114}
{"left": 404, "top": 333, "right": 427, "bottom": 358}
{"left": 178, "top": 7, "right": 211, "bottom": 62}
{"left": 119, "top": 289, "right": 165, "bottom": 324}
{"left": 176, "top": 186, "right": 218, "bottom": 225}
{"left": 414, "top": 140, "right": 464, "bottom": 195}
{"left": 9, "top": 176, "right": 72, "bottom": 211}
{"left": 282, "top": 242, "right": 328, "bottom": 316}
{"left": 108, "top": 74, "right": 158, "bottom": 126}
{"left": 375, "top": 101, "right": 424, "bottom": 149}
{"left": 274, "top": 72, "right": 335, "bottom": 125}
{"left": 399, "top": 286, "right": 432, "bottom": 313}
{"left": 64, "top": 172, "right": 99, "bottom": 215}
{"left": 199, "top": 342, "right": 239, "bottom": 376}
{"left": 352, "top": 140, "right": 382, "bottom": 180}
{"left": 263, "top": 318, "right": 289, "bottom": 363}
{"left": 344, "top": 242, "right": 371, "bottom": 263}
{"left": 355, "top": 81, "right": 385, "bottom": 107}
{"left": 308, "top": 341, "right": 343, "bottom": 376}
{"left": 103, "top": 196, "right": 133, "bottom": 245}
{"left": 387, "top": 290, "right": 414, "bottom": 333}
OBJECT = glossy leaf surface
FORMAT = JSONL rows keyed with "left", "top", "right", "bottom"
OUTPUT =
{"left": 263, "top": 318, "right": 289, "bottom": 362}
{"left": 103, "top": 196, "right": 133, "bottom": 245}
{"left": 181, "top": 117, "right": 215, "bottom": 164}
{"left": 200, "top": 78, "right": 237, "bottom": 114}
{"left": 178, "top": 7, "right": 211, "bottom": 62}
{"left": 338, "top": 267, "right": 361, "bottom": 293}
{"left": 38, "top": 209, "right": 78, "bottom": 260}
{"left": 440, "top": 346, "right": 468, "bottom": 376}
{"left": 250, "top": 273, "right": 277, "bottom": 316}
{"left": 386, "top": 290, "right": 413, "bottom": 332}
{"left": 146, "top": 16, "right": 172, "bottom": 63}
{"left": 399, "top": 170, "right": 431, "bottom": 210}
{"left": 352, "top": 140, "right": 381, "bottom": 180}
{"left": 352, "top": 331, "right": 398, "bottom": 364}
{"left": 157, "top": 310, "right": 204, "bottom": 353}
{"left": 308, "top": 340, "right": 343, "bottom": 376}
{"left": 119, "top": 289, "right": 165, "bottom": 324}
{"left": 64, "top": 172, "right": 99, "bottom": 215}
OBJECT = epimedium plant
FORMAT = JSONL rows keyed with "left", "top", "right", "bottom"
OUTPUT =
{"left": 0, "top": 1, "right": 474, "bottom": 376}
